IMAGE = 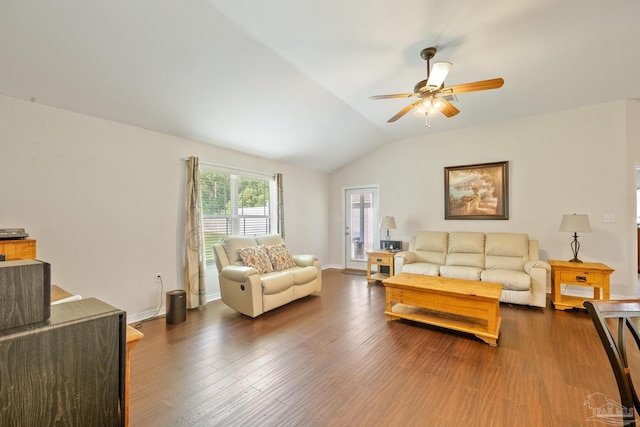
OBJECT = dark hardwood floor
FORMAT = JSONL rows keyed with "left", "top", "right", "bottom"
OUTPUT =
{"left": 129, "top": 269, "right": 623, "bottom": 426}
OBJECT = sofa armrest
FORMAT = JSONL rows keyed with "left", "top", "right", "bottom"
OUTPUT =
{"left": 524, "top": 260, "right": 550, "bottom": 274}
{"left": 525, "top": 260, "right": 550, "bottom": 308}
{"left": 292, "top": 254, "right": 318, "bottom": 268}
{"left": 219, "top": 266, "right": 263, "bottom": 317}
{"left": 220, "top": 265, "right": 259, "bottom": 282}
{"left": 394, "top": 251, "right": 415, "bottom": 264}
{"left": 394, "top": 251, "right": 415, "bottom": 274}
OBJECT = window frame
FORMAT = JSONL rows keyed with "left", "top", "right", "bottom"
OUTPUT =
{"left": 199, "top": 163, "right": 277, "bottom": 267}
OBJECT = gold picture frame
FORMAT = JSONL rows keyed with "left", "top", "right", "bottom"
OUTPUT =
{"left": 444, "top": 161, "right": 509, "bottom": 220}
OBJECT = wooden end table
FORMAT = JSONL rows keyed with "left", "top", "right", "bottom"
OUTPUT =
{"left": 549, "top": 260, "right": 614, "bottom": 310}
{"left": 366, "top": 250, "right": 395, "bottom": 281}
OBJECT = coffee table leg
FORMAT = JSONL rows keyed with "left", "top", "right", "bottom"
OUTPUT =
{"left": 385, "top": 289, "right": 393, "bottom": 320}
{"left": 488, "top": 302, "right": 501, "bottom": 334}
{"left": 476, "top": 335, "right": 498, "bottom": 346}
{"left": 477, "top": 302, "right": 500, "bottom": 346}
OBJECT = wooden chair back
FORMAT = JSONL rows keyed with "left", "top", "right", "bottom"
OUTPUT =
{"left": 584, "top": 299, "right": 640, "bottom": 426}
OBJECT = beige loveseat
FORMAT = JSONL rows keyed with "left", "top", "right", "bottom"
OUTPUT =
{"left": 214, "top": 234, "right": 321, "bottom": 317}
{"left": 394, "top": 231, "right": 550, "bottom": 307}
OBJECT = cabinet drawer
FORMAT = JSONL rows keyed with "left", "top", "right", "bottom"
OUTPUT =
{"left": 559, "top": 271, "right": 603, "bottom": 285}
{"left": 373, "top": 256, "right": 392, "bottom": 265}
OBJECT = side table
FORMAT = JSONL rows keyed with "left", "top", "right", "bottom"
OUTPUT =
{"left": 366, "top": 250, "right": 395, "bottom": 281}
{"left": 549, "top": 260, "right": 614, "bottom": 310}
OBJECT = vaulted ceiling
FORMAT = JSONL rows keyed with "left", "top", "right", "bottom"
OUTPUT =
{"left": 1, "top": 1, "right": 639, "bottom": 172}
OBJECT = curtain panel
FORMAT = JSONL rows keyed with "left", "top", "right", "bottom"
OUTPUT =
{"left": 184, "top": 156, "right": 206, "bottom": 308}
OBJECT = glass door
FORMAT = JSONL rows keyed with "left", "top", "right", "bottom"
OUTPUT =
{"left": 344, "top": 186, "right": 379, "bottom": 270}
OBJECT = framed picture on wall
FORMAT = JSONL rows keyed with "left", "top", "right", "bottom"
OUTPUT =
{"left": 444, "top": 161, "right": 509, "bottom": 220}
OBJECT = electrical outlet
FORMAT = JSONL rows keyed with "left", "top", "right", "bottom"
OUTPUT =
{"left": 155, "top": 273, "right": 162, "bottom": 283}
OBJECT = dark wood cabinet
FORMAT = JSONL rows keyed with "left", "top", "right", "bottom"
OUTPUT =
{"left": 0, "top": 298, "right": 126, "bottom": 426}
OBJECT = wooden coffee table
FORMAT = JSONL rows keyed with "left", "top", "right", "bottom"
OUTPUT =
{"left": 382, "top": 273, "right": 502, "bottom": 346}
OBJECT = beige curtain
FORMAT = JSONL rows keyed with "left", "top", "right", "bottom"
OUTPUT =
{"left": 185, "top": 156, "right": 206, "bottom": 308}
{"left": 276, "top": 173, "right": 284, "bottom": 239}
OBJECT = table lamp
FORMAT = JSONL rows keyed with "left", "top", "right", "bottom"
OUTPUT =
{"left": 380, "top": 216, "right": 397, "bottom": 249}
{"left": 559, "top": 214, "right": 591, "bottom": 263}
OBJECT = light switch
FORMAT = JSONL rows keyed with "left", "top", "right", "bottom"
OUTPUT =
{"left": 603, "top": 214, "right": 615, "bottom": 223}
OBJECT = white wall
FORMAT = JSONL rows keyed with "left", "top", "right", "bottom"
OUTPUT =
{"left": 330, "top": 100, "right": 638, "bottom": 298}
{"left": 0, "top": 95, "right": 330, "bottom": 319}
{"left": 627, "top": 99, "right": 640, "bottom": 294}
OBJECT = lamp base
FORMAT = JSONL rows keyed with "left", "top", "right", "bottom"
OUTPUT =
{"left": 568, "top": 233, "right": 583, "bottom": 263}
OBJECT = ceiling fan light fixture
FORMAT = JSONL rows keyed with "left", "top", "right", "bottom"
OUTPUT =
{"left": 426, "top": 61, "right": 452, "bottom": 90}
{"left": 431, "top": 97, "right": 445, "bottom": 113}
{"left": 417, "top": 96, "right": 445, "bottom": 115}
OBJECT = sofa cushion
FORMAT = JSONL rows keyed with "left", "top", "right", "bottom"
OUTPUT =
{"left": 237, "top": 245, "right": 274, "bottom": 274}
{"left": 446, "top": 232, "right": 485, "bottom": 268}
{"left": 265, "top": 243, "right": 297, "bottom": 271}
{"left": 413, "top": 231, "right": 448, "bottom": 265}
{"left": 222, "top": 236, "right": 260, "bottom": 266}
{"left": 448, "top": 232, "right": 485, "bottom": 253}
{"left": 485, "top": 233, "right": 530, "bottom": 271}
{"left": 485, "top": 255, "right": 526, "bottom": 272}
{"left": 440, "top": 265, "right": 483, "bottom": 281}
{"left": 261, "top": 271, "right": 295, "bottom": 295}
{"left": 402, "top": 262, "right": 441, "bottom": 276}
{"left": 255, "top": 234, "right": 285, "bottom": 247}
{"left": 485, "top": 233, "right": 529, "bottom": 257}
{"left": 481, "top": 269, "right": 531, "bottom": 291}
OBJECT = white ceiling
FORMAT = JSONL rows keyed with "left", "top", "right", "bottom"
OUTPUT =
{"left": 1, "top": 0, "right": 639, "bottom": 173}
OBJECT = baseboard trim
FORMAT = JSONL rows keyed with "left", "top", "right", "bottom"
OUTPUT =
{"left": 127, "top": 292, "right": 221, "bottom": 324}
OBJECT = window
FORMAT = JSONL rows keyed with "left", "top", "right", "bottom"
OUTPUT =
{"left": 200, "top": 165, "right": 277, "bottom": 267}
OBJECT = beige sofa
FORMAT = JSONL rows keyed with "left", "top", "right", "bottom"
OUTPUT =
{"left": 394, "top": 231, "right": 550, "bottom": 307}
{"left": 214, "top": 234, "right": 321, "bottom": 317}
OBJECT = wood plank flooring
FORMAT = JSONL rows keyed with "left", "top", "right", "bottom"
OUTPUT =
{"left": 129, "top": 269, "right": 623, "bottom": 426}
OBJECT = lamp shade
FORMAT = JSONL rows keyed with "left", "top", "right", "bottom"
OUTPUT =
{"left": 380, "top": 216, "right": 397, "bottom": 230}
{"left": 426, "top": 61, "right": 453, "bottom": 89}
{"left": 559, "top": 214, "right": 591, "bottom": 233}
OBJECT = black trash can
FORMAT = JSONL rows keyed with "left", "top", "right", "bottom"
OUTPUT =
{"left": 166, "top": 289, "right": 186, "bottom": 324}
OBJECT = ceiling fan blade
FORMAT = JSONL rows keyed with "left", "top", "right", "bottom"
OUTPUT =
{"left": 370, "top": 93, "right": 416, "bottom": 100}
{"left": 440, "top": 98, "right": 460, "bottom": 118}
{"left": 441, "top": 78, "right": 504, "bottom": 95}
{"left": 388, "top": 99, "right": 423, "bottom": 123}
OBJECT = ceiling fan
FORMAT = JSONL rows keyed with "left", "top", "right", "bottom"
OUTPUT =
{"left": 370, "top": 47, "right": 504, "bottom": 128}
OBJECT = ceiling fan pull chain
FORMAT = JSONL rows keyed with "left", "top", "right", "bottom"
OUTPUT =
{"left": 425, "top": 112, "right": 431, "bottom": 128}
